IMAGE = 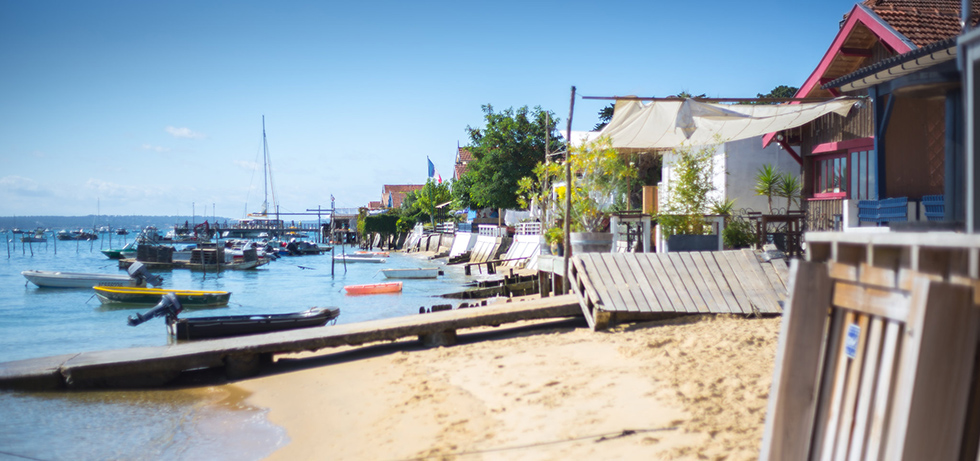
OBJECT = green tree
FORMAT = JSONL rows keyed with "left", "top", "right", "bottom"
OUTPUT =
{"left": 464, "top": 105, "right": 563, "bottom": 218}
{"left": 659, "top": 143, "right": 717, "bottom": 236}
{"left": 593, "top": 103, "right": 615, "bottom": 130}
{"left": 404, "top": 179, "right": 452, "bottom": 227}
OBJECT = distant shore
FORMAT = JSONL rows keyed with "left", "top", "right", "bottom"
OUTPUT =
{"left": 235, "top": 311, "right": 780, "bottom": 460}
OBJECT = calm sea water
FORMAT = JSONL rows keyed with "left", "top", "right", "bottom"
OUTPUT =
{"left": 0, "top": 235, "right": 472, "bottom": 460}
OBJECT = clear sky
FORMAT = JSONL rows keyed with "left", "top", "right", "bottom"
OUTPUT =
{"left": 1, "top": 0, "right": 863, "bottom": 219}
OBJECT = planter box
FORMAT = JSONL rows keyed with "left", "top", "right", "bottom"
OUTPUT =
{"left": 666, "top": 234, "right": 718, "bottom": 252}
{"left": 569, "top": 232, "right": 613, "bottom": 254}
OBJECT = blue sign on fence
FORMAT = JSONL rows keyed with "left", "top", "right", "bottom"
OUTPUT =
{"left": 845, "top": 323, "right": 861, "bottom": 359}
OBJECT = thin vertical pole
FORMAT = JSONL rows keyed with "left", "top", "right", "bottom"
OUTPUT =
{"left": 563, "top": 86, "right": 576, "bottom": 293}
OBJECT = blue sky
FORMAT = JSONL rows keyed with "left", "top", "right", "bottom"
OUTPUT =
{"left": 1, "top": 0, "right": 862, "bottom": 218}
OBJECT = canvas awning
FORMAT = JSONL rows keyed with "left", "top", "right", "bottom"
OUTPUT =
{"left": 597, "top": 97, "right": 858, "bottom": 150}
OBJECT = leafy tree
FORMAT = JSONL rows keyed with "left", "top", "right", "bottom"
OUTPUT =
{"left": 404, "top": 179, "right": 452, "bottom": 227}
{"left": 464, "top": 105, "right": 563, "bottom": 216}
{"left": 758, "top": 85, "right": 799, "bottom": 100}
{"left": 450, "top": 174, "right": 474, "bottom": 210}
{"left": 593, "top": 103, "right": 615, "bottom": 130}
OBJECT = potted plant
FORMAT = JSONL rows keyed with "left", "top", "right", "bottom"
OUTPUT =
{"left": 659, "top": 143, "right": 719, "bottom": 252}
{"left": 544, "top": 226, "right": 564, "bottom": 256}
{"left": 552, "top": 137, "right": 636, "bottom": 254}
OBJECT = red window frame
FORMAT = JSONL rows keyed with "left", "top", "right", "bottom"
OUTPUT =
{"left": 809, "top": 138, "right": 875, "bottom": 200}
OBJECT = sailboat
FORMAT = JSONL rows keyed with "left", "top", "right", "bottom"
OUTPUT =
{"left": 224, "top": 116, "right": 285, "bottom": 240}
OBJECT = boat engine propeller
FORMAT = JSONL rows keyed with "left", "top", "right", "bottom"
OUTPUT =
{"left": 127, "top": 261, "right": 164, "bottom": 287}
{"left": 127, "top": 293, "right": 183, "bottom": 326}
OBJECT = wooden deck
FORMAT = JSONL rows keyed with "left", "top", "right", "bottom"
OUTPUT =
{"left": 0, "top": 295, "right": 581, "bottom": 390}
{"left": 568, "top": 250, "right": 788, "bottom": 330}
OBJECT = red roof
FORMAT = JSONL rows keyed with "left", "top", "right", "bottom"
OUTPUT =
{"left": 454, "top": 147, "right": 473, "bottom": 180}
{"left": 862, "top": 0, "right": 979, "bottom": 46}
{"left": 382, "top": 184, "right": 424, "bottom": 208}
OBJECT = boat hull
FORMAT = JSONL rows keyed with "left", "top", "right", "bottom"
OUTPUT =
{"left": 381, "top": 268, "right": 439, "bottom": 279}
{"left": 334, "top": 255, "right": 386, "bottom": 264}
{"left": 344, "top": 282, "right": 403, "bottom": 295}
{"left": 21, "top": 270, "right": 143, "bottom": 288}
{"left": 94, "top": 287, "right": 231, "bottom": 306}
{"left": 170, "top": 307, "right": 340, "bottom": 340}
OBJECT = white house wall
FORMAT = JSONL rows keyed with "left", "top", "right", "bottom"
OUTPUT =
{"left": 659, "top": 135, "right": 800, "bottom": 215}
{"left": 723, "top": 136, "right": 800, "bottom": 213}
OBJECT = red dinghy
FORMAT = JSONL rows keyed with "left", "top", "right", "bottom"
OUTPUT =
{"left": 344, "top": 281, "right": 403, "bottom": 295}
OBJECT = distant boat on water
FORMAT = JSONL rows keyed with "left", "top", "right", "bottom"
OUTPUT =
{"left": 56, "top": 229, "right": 98, "bottom": 241}
{"left": 20, "top": 228, "right": 46, "bottom": 243}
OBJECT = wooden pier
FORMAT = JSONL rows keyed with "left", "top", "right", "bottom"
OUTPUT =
{"left": 0, "top": 295, "right": 580, "bottom": 390}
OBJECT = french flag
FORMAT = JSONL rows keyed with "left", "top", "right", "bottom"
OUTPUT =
{"left": 427, "top": 157, "right": 442, "bottom": 184}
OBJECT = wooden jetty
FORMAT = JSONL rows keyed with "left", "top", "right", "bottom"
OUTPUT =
{"left": 0, "top": 295, "right": 580, "bottom": 390}
{"left": 566, "top": 249, "right": 788, "bottom": 330}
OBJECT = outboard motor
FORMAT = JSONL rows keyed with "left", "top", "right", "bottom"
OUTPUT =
{"left": 127, "top": 293, "right": 183, "bottom": 326}
{"left": 127, "top": 261, "right": 164, "bottom": 287}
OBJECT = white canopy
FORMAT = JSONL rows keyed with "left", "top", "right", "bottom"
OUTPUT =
{"left": 597, "top": 97, "right": 858, "bottom": 150}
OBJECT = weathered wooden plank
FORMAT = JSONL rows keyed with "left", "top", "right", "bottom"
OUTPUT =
{"left": 617, "top": 254, "right": 662, "bottom": 313}
{"left": 809, "top": 309, "right": 846, "bottom": 461}
{"left": 719, "top": 250, "right": 770, "bottom": 314}
{"left": 863, "top": 320, "right": 901, "bottom": 461}
{"left": 601, "top": 253, "right": 644, "bottom": 312}
{"left": 578, "top": 253, "right": 625, "bottom": 313}
{"left": 643, "top": 254, "right": 686, "bottom": 312}
{"left": 696, "top": 251, "right": 743, "bottom": 314}
{"left": 828, "top": 260, "right": 859, "bottom": 282}
{"left": 815, "top": 311, "right": 858, "bottom": 461}
{"left": 651, "top": 253, "right": 699, "bottom": 313}
{"left": 666, "top": 253, "right": 709, "bottom": 313}
{"left": 736, "top": 249, "right": 782, "bottom": 313}
{"left": 831, "top": 313, "right": 870, "bottom": 459}
{"left": 884, "top": 279, "right": 979, "bottom": 461}
{"left": 831, "top": 281, "right": 910, "bottom": 323}
{"left": 760, "top": 260, "right": 834, "bottom": 461}
{"left": 759, "top": 259, "right": 787, "bottom": 301}
{"left": 858, "top": 262, "right": 897, "bottom": 289}
{"left": 844, "top": 315, "right": 884, "bottom": 461}
{"left": 569, "top": 257, "right": 600, "bottom": 329}
{"left": 771, "top": 257, "right": 789, "bottom": 287}
{"left": 708, "top": 251, "right": 754, "bottom": 314}
{"left": 679, "top": 252, "right": 726, "bottom": 313}
{"left": 633, "top": 254, "right": 672, "bottom": 312}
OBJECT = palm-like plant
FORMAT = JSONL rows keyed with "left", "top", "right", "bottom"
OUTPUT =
{"left": 754, "top": 164, "right": 780, "bottom": 213}
{"left": 777, "top": 174, "right": 802, "bottom": 211}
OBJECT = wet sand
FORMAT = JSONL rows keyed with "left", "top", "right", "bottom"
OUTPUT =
{"left": 236, "top": 312, "right": 781, "bottom": 460}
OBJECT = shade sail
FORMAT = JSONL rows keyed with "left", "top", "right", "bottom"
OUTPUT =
{"left": 597, "top": 97, "right": 857, "bottom": 150}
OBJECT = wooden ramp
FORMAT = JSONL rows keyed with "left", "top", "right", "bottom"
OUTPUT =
{"left": 0, "top": 295, "right": 580, "bottom": 391}
{"left": 569, "top": 249, "right": 787, "bottom": 330}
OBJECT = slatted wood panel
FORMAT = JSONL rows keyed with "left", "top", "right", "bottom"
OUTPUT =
{"left": 569, "top": 250, "right": 786, "bottom": 329}
{"left": 760, "top": 260, "right": 980, "bottom": 461}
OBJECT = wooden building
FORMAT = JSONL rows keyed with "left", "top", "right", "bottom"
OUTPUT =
{"left": 766, "top": 0, "right": 978, "bottom": 231}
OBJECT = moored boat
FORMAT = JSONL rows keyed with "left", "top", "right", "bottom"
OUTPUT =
{"left": 126, "top": 293, "right": 340, "bottom": 340}
{"left": 169, "top": 307, "right": 340, "bottom": 340}
{"left": 333, "top": 254, "right": 386, "bottom": 264}
{"left": 381, "top": 268, "right": 440, "bottom": 279}
{"left": 344, "top": 281, "right": 402, "bottom": 295}
{"left": 22, "top": 270, "right": 143, "bottom": 288}
{"left": 94, "top": 286, "right": 231, "bottom": 306}
{"left": 355, "top": 251, "right": 390, "bottom": 257}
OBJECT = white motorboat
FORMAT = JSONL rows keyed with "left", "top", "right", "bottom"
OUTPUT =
{"left": 381, "top": 268, "right": 440, "bottom": 279}
{"left": 22, "top": 270, "right": 144, "bottom": 288}
{"left": 333, "top": 254, "right": 387, "bottom": 264}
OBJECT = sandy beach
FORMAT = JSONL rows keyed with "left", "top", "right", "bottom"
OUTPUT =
{"left": 236, "top": 310, "right": 781, "bottom": 460}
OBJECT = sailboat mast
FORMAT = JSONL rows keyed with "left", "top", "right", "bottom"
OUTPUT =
{"left": 262, "top": 115, "right": 268, "bottom": 216}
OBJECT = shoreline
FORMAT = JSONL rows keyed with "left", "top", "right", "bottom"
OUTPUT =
{"left": 235, "top": 313, "right": 781, "bottom": 460}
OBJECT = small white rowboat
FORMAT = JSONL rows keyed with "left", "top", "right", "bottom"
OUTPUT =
{"left": 22, "top": 270, "right": 144, "bottom": 288}
{"left": 381, "top": 268, "right": 439, "bottom": 279}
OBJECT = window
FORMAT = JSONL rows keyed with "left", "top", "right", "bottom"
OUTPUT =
{"left": 811, "top": 138, "right": 876, "bottom": 200}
